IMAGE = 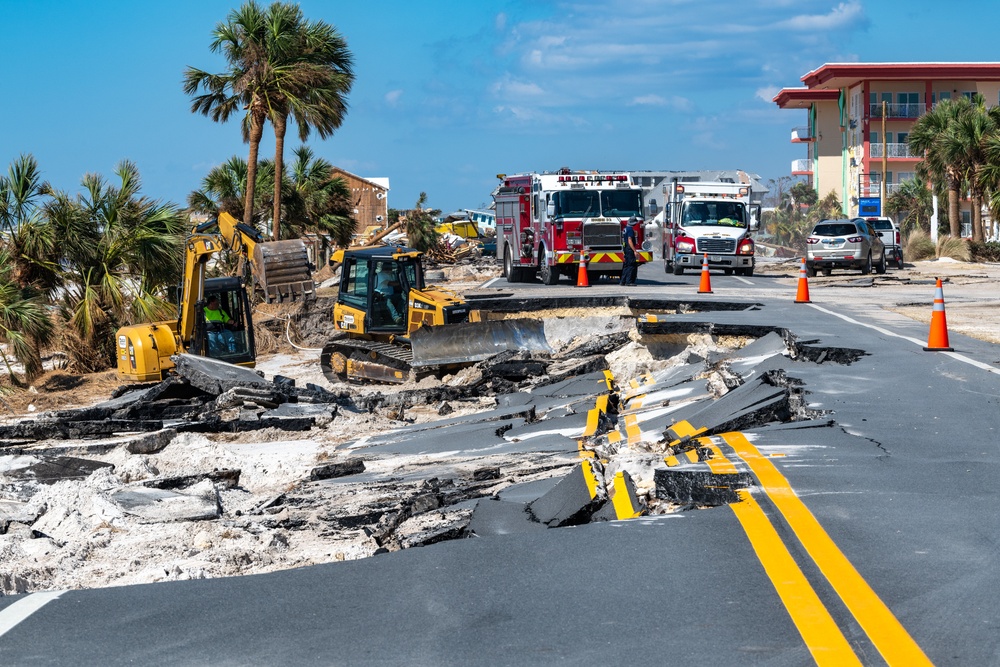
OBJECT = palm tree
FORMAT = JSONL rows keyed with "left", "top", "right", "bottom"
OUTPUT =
{"left": 183, "top": 1, "right": 270, "bottom": 229}
{"left": 53, "top": 162, "right": 185, "bottom": 371}
{"left": 188, "top": 156, "right": 251, "bottom": 220}
{"left": 887, "top": 176, "right": 933, "bottom": 235}
{"left": 184, "top": 2, "right": 355, "bottom": 243}
{"left": 940, "top": 95, "right": 994, "bottom": 242}
{"left": 0, "top": 154, "right": 60, "bottom": 292}
{"left": 0, "top": 247, "right": 53, "bottom": 383}
{"left": 405, "top": 193, "right": 440, "bottom": 253}
{"left": 909, "top": 98, "right": 970, "bottom": 237}
{"left": 282, "top": 146, "right": 356, "bottom": 246}
{"left": 263, "top": 7, "right": 354, "bottom": 241}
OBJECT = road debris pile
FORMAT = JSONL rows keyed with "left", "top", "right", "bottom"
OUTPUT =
{"left": 0, "top": 308, "right": 857, "bottom": 595}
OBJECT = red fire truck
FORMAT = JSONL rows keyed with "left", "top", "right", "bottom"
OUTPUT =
{"left": 494, "top": 169, "right": 652, "bottom": 285}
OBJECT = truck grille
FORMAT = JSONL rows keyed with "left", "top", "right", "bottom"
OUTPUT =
{"left": 443, "top": 305, "right": 471, "bottom": 324}
{"left": 583, "top": 222, "right": 622, "bottom": 248}
{"left": 697, "top": 238, "right": 736, "bottom": 253}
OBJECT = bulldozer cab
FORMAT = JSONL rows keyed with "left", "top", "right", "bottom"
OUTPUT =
{"left": 191, "top": 276, "right": 256, "bottom": 364}
{"left": 338, "top": 250, "right": 422, "bottom": 332}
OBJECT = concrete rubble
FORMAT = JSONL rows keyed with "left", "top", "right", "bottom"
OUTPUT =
{"left": 0, "top": 305, "right": 859, "bottom": 595}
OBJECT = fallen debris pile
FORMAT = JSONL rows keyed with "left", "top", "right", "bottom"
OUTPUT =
{"left": 0, "top": 311, "right": 853, "bottom": 595}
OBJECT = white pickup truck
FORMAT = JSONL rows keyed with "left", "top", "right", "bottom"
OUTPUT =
{"left": 859, "top": 216, "right": 904, "bottom": 270}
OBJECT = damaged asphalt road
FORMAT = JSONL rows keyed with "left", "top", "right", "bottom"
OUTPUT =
{"left": 1, "top": 281, "right": 1000, "bottom": 665}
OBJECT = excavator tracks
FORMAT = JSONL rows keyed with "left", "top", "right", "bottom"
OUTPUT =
{"left": 320, "top": 334, "right": 422, "bottom": 384}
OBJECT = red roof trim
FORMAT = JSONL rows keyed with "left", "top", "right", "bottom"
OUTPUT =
{"left": 802, "top": 63, "right": 1000, "bottom": 88}
{"left": 773, "top": 88, "right": 840, "bottom": 108}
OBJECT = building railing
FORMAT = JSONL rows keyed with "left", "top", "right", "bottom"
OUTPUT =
{"left": 869, "top": 142, "right": 919, "bottom": 159}
{"left": 868, "top": 103, "right": 925, "bottom": 119}
{"left": 858, "top": 180, "right": 913, "bottom": 198}
{"left": 791, "top": 126, "right": 814, "bottom": 142}
{"left": 791, "top": 159, "right": 812, "bottom": 173}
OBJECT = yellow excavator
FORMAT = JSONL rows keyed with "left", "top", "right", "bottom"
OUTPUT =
{"left": 115, "top": 212, "right": 314, "bottom": 382}
{"left": 321, "top": 246, "right": 550, "bottom": 384}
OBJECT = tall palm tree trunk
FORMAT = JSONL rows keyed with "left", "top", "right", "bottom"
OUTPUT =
{"left": 948, "top": 181, "right": 961, "bottom": 237}
{"left": 272, "top": 113, "right": 287, "bottom": 240}
{"left": 244, "top": 114, "right": 265, "bottom": 227}
{"left": 972, "top": 192, "right": 984, "bottom": 242}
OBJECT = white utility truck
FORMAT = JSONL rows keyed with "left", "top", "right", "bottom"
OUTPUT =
{"left": 662, "top": 180, "right": 760, "bottom": 276}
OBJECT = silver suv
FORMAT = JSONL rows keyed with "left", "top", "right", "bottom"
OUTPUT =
{"left": 806, "top": 219, "right": 886, "bottom": 276}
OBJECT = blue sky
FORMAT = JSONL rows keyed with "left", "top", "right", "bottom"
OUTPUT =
{"left": 2, "top": 0, "right": 997, "bottom": 215}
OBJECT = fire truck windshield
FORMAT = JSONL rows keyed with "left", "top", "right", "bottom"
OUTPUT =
{"left": 553, "top": 189, "right": 642, "bottom": 218}
{"left": 600, "top": 190, "right": 643, "bottom": 217}
{"left": 553, "top": 191, "right": 600, "bottom": 217}
{"left": 681, "top": 201, "right": 747, "bottom": 227}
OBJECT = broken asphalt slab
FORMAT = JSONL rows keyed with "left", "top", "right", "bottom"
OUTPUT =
{"left": 171, "top": 353, "right": 273, "bottom": 395}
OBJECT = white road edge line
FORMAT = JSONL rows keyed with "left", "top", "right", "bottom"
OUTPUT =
{"left": 807, "top": 303, "right": 1000, "bottom": 375}
{"left": 0, "top": 590, "right": 66, "bottom": 637}
{"left": 734, "top": 276, "right": 753, "bottom": 285}
{"left": 481, "top": 277, "right": 503, "bottom": 289}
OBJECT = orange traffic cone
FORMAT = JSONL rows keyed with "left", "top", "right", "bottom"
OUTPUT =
{"left": 697, "top": 254, "right": 713, "bottom": 293}
{"left": 794, "top": 257, "right": 812, "bottom": 303}
{"left": 923, "top": 278, "right": 954, "bottom": 351}
{"left": 576, "top": 252, "right": 590, "bottom": 288}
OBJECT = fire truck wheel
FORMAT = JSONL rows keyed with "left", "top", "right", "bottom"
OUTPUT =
{"left": 539, "top": 253, "right": 559, "bottom": 285}
{"left": 672, "top": 263, "right": 685, "bottom": 276}
{"left": 503, "top": 246, "right": 521, "bottom": 283}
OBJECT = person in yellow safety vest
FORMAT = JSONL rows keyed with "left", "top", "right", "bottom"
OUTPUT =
{"left": 204, "top": 294, "right": 237, "bottom": 354}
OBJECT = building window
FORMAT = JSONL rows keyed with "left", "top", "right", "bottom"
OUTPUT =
{"left": 961, "top": 211, "right": 972, "bottom": 238}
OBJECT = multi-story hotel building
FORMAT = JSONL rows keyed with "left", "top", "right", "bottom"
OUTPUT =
{"left": 774, "top": 63, "right": 1000, "bottom": 233}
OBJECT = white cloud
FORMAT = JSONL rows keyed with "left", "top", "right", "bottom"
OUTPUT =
{"left": 779, "top": 1, "right": 866, "bottom": 31}
{"left": 495, "top": 12, "right": 507, "bottom": 31}
{"left": 755, "top": 86, "right": 780, "bottom": 103}
{"left": 384, "top": 90, "right": 403, "bottom": 107}
{"left": 629, "top": 94, "right": 693, "bottom": 111}
{"left": 489, "top": 74, "right": 545, "bottom": 98}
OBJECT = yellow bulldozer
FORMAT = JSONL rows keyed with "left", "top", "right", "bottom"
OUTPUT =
{"left": 115, "top": 212, "right": 314, "bottom": 382}
{"left": 321, "top": 246, "right": 549, "bottom": 383}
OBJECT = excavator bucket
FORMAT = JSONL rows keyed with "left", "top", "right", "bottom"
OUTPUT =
{"left": 409, "top": 318, "right": 551, "bottom": 368}
{"left": 252, "top": 240, "right": 315, "bottom": 303}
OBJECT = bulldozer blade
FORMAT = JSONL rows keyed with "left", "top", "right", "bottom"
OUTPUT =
{"left": 409, "top": 318, "right": 551, "bottom": 368}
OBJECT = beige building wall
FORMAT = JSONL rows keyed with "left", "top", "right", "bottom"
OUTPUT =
{"left": 814, "top": 101, "right": 846, "bottom": 210}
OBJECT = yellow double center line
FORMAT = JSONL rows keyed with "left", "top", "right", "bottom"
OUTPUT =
{"left": 714, "top": 432, "right": 932, "bottom": 666}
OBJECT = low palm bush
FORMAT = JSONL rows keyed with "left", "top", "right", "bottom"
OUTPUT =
{"left": 904, "top": 230, "right": 936, "bottom": 261}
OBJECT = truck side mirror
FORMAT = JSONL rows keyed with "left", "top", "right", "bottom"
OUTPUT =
{"left": 546, "top": 201, "right": 555, "bottom": 218}
{"left": 749, "top": 204, "right": 761, "bottom": 231}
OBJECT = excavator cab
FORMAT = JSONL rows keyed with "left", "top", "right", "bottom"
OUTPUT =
{"left": 190, "top": 276, "right": 256, "bottom": 365}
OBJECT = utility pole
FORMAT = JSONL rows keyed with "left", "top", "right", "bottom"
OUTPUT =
{"left": 881, "top": 100, "right": 888, "bottom": 210}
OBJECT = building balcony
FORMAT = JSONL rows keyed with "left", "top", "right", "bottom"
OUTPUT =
{"left": 791, "top": 126, "right": 815, "bottom": 142}
{"left": 869, "top": 142, "right": 920, "bottom": 159}
{"left": 868, "top": 102, "right": 925, "bottom": 119}
{"left": 791, "top": 159, "right": 813, "bottom": 175}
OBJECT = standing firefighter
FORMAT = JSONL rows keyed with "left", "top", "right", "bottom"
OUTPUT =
{"left": 620, "top": 217, "right": 640, "bottom": 286}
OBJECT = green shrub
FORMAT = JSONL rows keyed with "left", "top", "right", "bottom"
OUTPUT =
{"left": 937, "top": 235, "right": 971, "bottom": 261}
{"left": 904, "top": 230, "right": 936, "bottom": 261}
{"left": 969, "top": 241, "right": 1000, "bottom": 262}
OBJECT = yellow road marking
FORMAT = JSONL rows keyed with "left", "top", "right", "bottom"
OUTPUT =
{"left": 623, "top": 414, "right": 641, "bottom": 446}
{"left": 702, "top": 441, "right": 738, "bottom": 475}
{"left": 731, "top": 490, "right": 863, "bottom": 666}
{"left": 721, "top": 432, "right": 932, "bottom": 666}
{"left": 610, "top": 472, "right": 642, "bottom": 519}
{"left": 580, "top": 461, "right": 600, "bottom": 499}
